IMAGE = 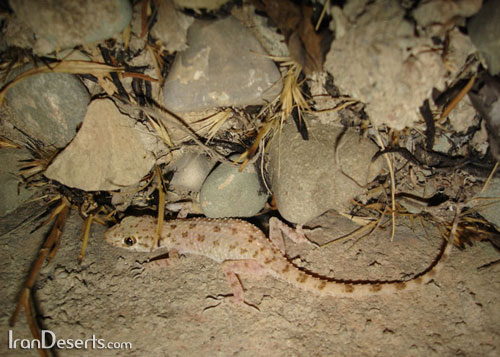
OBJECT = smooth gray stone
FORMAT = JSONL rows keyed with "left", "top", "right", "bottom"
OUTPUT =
{"left": 200, "top": 154, "right": 268, "bottom": 218}
{"left": 170, "top": 152, "right": 216, "bottom": 193}
{"left": 6, "top": 67, "right": 90, "bottom": 148}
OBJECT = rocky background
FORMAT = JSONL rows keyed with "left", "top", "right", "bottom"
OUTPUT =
{"left": 1, "top": 0, "right": 500, "bottom": 356}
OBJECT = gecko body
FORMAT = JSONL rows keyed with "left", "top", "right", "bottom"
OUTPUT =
{"left": 104, "top": 216, "right": 453, "bottom": 300}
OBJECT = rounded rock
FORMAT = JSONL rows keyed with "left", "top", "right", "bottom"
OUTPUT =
{"left": 163, "top": 16, "right": 282, "bottom": 112}
{"left": 269, "top": 120, "right": 385, "bottom": 224}
{"left": 9, "top": 0, "right": 132, "bottom": 54}
{"left": 200, "top": 155, "right": 268, "bottom": 218}
{"left": 5, "top": 66, "right": 90, "bottom": 148}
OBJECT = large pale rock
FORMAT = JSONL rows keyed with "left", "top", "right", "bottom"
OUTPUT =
{"left": 325, "top": 0, "right": 472, "bottom": 130}
{"left": 44, "top": 99, "right": 155, "bottom": 191}
{"left": 412, "top": 0, "right": 481, "bottom": 28}
{"left": 9, "top": 0, "right": 132, "bottom": 54}
{"left": 151, "top": 0, "right": 194, "bottom": 53}
{"left": 163, "top": 16, "right": 282, "bottom": 112}
{"left": 269, "top": 120, "right": 385, "bottom": 224}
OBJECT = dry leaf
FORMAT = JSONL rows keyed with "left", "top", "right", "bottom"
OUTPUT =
{"left": 96, "top": 74, "right": 119, "bottom": 96}
{"left": 255, "top": 0, "right": 330, "bottom": 74}
{"left": 296, "top": 4, "right": 327, "bottom": 74}
{"left": 256, "top": 0, "right": 301, "bottom": 39}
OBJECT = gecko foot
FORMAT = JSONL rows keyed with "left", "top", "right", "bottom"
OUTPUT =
{"left": 166, "top": 201, "right": 193, "bottom": 218}
{"left": 295, "top": 225, "right": 322, "bottom": 249}
{"left": 129, "top": 260, "right": 148, "bottom": 279}
{"left": 203, "top": 294, "right": 260, "bottom": 313}
{"left": 269, "top": 217, "right": 320, "bottom": 250}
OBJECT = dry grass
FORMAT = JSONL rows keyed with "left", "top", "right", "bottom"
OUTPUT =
{"left": 18, "top": 142, "right": 58, "bottom": 180}
{"left": 0, "top": 136, "right": 21, "bottom": 149}
{"left": 0, "top": 60, "right": 125, "bottom": 103}
{"left": 236, "top": 60, "right": 310, "bottom": 170}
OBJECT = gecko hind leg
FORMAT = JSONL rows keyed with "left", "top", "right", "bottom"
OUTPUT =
{"left": 205, "top": 260, "right": 270, "bottom": 312}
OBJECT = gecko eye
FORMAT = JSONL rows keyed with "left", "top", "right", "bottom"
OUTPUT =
{"left": 124, "top": 237, "right": 136, "bottom": 246}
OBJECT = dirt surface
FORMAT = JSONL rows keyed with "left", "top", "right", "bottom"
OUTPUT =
{"left": 1, "top": 208, "right": 499, "bottom": 356}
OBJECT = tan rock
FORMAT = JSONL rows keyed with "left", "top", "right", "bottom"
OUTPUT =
{"left": 325, "top": 0, "right": 472, "bottom": 130}
{"left": 44, "top": 99, "right": 155, "bottom": 191}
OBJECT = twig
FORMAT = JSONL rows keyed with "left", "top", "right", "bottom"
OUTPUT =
{"left": 420, "top": 99, "right": 435, "bottom": 150}
{"left": 372, "top": 126, "right": 396, "bottom": 241}
{"left": 153, "top": 166, "right": 166, "bottom": 250}
{"left": 440, "top": 75, "right": 476, "bottom": 122}
{"left": 78, "top": 214, "right": 94, "bottom": 263}
{"left": 315, "top": 0, "right": 330, "bottom": 31}
{"left": 480, "top": 161, "right": 499, "bottom": 194}
{"left": 10, "top": 198, "right": 70, "bottom": 357}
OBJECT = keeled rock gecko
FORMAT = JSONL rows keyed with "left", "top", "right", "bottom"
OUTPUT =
{"left": 104, "top": 216, "right": 453, "bottom": 303}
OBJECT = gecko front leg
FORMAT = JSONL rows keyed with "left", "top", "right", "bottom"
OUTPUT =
{"left": 166, "top": 201, "right": 196, "bottom": 218}
{"left": 212, "top": 219, "right": 319, "bottom": 308}
{"left": 146, "top": 248, "right": 180, "bottom": 269}
{"left": 130, "top": 249, "right": 181, "bottom": 280}
{"left": 130, "top": 249, "right": 180, "bottom": 280}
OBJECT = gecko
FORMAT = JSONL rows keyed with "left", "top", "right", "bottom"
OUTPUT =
{"left": 104, "top": 215, "right": 454, "bottom": 303}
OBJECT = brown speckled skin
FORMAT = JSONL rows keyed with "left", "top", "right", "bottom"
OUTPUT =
{"left": 104, "top": 216, "right": 453, "bottom": 298}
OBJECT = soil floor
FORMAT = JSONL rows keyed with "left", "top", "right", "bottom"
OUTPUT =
{"left": 1, "top": 207, "right": 499, "bottom": 356}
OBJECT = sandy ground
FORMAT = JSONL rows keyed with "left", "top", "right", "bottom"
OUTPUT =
{"left": 1, "top": 207, "right": 499, "bottom": 356}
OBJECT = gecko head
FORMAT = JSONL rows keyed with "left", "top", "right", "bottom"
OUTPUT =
{"left": 104, "top": 216, "right": 157, "bottom": 252}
